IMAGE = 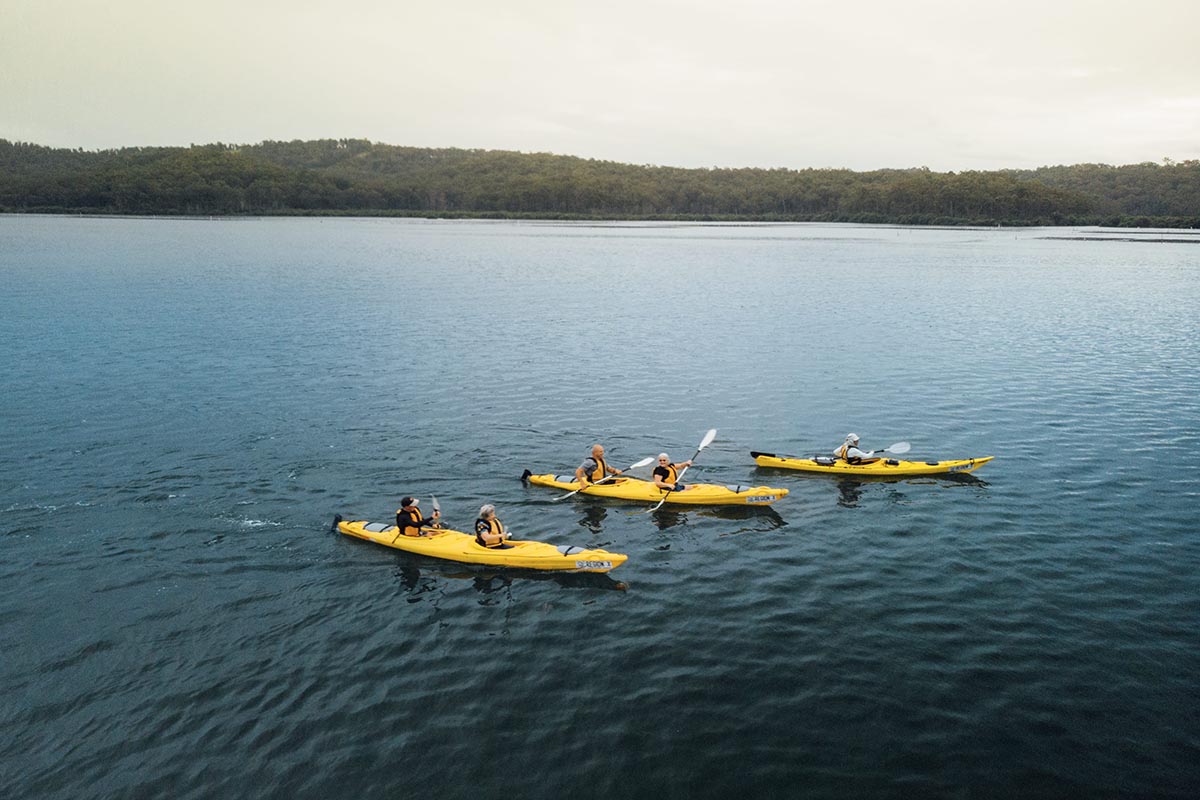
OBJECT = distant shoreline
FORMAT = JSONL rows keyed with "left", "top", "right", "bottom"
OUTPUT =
{"left": 4, "top": 139, "right": 1198, "bottom": 229}
{"left": 4, "top": 209, "right": 1198, "bottom": 238}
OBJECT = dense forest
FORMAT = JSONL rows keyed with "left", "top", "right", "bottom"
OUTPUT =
{"left": 2, "top": 138, "right": 1198, "bottom": 227}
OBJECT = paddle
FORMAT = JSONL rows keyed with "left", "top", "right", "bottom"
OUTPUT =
{"left": 430, "top": 495, "right": 442, "bottom": 529}
{"left": 648, "top": 428, "right": 717, "bottom": 512}
{"left": 555, "top": 456, "right": 655, "bottom": 501}
{"left": 751, "top": 441, "right": 912, "bottom": 460}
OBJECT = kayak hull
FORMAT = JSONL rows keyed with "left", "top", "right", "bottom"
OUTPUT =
{"left": 752, "top": 454, "right": 994, "bottom": 476}
{"left": 524, "top": 472, "right": 787, "bottom": 506}
{"left": 336, "top": 518, "right": 627, "bottom": 573}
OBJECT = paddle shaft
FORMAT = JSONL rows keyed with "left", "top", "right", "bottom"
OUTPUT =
{"left": 753, "top": 441, "right": 909, "bottom": 460}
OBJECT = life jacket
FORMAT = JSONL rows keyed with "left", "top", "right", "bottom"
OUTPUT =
{"left": 837, "top": 443, "right": 861, "bottom": 464}
{"left": 587, "top": 455, "right": 610, "bottom": 483}
{"left": 657, "top": 464, "right": 679, "bottom": 485}
{"left": 475, "top": 517, "right": 505, "bottom": 548}
{"left": 396, "top": 507, "right": 423, "bottom": 537}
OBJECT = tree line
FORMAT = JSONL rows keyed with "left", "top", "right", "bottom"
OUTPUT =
{"left": 1, "top": 138, "right": 1197, "bottom": 227}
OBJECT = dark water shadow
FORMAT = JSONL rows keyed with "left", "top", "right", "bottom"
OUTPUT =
{"left": 575, "top": 501, "right": 610, "bottom": 533}
{"left": 392, "top": 556, "right": 628, "bottom": 593}
{"left": 647, "top": 504, "right": 787, "bottom": 532}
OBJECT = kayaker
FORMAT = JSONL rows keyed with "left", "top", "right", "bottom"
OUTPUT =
{"left": 652, "top": 453, "right": 693, "bottom": 492}
{"left": 574, "top": 444, "right": 623, "bottom": 486}
{"left": 395, "top": 496, "right": 440, "bottom": 537}
{"left": 834, "top": 433, "right": 880, "bottom": 465}
{"left": 474, "top": 504, "right": 512, "bottom": 549}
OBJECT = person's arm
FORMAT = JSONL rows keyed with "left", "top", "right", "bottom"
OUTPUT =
{"left": 576, "top": 459, "right": 595, "bottom": 484}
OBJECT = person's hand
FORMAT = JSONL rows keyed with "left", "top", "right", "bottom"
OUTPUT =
{"left": 433, "top": 509, "right": 441, "bottom": 518}
{"left": 615, "top": 469, "right": 623, "bottom": 475}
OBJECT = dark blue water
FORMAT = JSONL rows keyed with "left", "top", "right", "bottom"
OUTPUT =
{"left": 2, "top": 216, "right": 1198, "bottom": 798}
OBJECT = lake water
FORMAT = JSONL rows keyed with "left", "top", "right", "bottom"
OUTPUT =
{"left": 2, "top": 216, "right": 1198, "bottom": 798}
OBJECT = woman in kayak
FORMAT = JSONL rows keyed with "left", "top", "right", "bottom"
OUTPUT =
{"left": 475, "top": 504, "right": 513, "bottom": 549}
{"left": 652, "top": 453, "right": 693, "bottom": 492}
{"left": 396, "top": 496, "right": 440, "bottom": 537}
{"left": 575, "top": 444, "right": 624, "bottom": 486}
{"left": 834, "top": 433, "right": 880, "bottom": 465}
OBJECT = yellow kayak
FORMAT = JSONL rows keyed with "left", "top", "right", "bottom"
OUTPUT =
{"left": 751, "top": 451, "right": 994, "bottom": 477}
{"left": 334, "top": 516, "right": 627, "bottom": 573}
{"left": 521, "top": 471, "right": 788, "bottom": 506}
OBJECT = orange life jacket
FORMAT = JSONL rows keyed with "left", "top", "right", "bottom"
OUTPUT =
{"left": 587, "top": 455, "right": 610, "bottom": 483}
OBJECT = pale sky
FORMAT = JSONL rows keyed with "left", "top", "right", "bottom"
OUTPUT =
{"left": 2, "top": 0, "right": 1198, "bottom": 171}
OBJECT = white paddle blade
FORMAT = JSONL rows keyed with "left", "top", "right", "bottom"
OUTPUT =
{"left": 698, "top": 428, "right": 718, "bottom": 450}
{"left": 431, "top": 495, "right": 441, "bottom": 512}
{"left": 886, "top": 442, "right": 911, "bottom": 455}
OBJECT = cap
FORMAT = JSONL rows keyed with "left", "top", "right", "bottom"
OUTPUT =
{"left": 400, "top": 496, "right": 417, "bottom": 507}
{"left": 845, "top": 433, "right": 859, "bottom": 443}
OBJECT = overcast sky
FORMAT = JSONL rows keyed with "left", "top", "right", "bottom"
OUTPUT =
{"left": 2, "top": 0, "right": 1197, "bottom": 171}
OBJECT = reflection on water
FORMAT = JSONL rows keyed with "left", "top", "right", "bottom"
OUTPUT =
{"left": 391, "top": 557, "right": 628, "bottom": 595}
{"left": 576, "top": 501, "right": 610, "bottom": 533}
{"left": 837, "top": 479, "right": 864, "bottom": 508}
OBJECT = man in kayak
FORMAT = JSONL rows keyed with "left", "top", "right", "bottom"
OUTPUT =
{"left": 474, "top": 504, "right": 512, "bottom": 549}
{"left": 574, "top": 444, "right": 624, "bottom": 486}
{"left": 835, "top": 433, "right": 880, "bottom": 465}
{"left": 395, "top": 497, "right": 441, "bottom": 537}
{"left": 652, "top": 453, "right": 693, "bottom": 492}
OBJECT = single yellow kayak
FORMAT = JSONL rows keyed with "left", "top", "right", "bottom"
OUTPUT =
{"left": 751, "top": 451, "right": 994, "bottom": 476}
{"left": 334, "top": 516, "right": 627, "bottom": 573}
{"left": 521, "top": 471, "right": 788, "bottom": 506}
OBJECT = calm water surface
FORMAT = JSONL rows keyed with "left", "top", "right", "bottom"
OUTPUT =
{"left": 2, "top": 217, "right": 1198, "bottom": 798}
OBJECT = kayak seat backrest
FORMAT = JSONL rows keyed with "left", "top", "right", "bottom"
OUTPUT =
{"left": 925, "top": 461, "right": 940, "bottom": 466}
{"left": 886, "top": 459, "right": 900, "bottom": 466}
{"left": 557, "top": 545, "right": 585, "bottom": 555}
{"left": 814, "top": 456, "right": 837, "bottom": 466}
{"left": 726, "top": 485, "right": 746, "bottom": 493}
{"left": 364, "top": 522, "right": 392, "bottom": 532}
{"left": 555, "top": 475, "right": 576, "bottom": 483}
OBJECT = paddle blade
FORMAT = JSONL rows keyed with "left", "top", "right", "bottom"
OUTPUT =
{"left": 431, "top": 495, "right": 441, "bottom": 512}
{"left": 698, "top": 428, "right": 718, "bottom": 450}
{"left": 886, "top": 442, "right": 911, "bottom": 455}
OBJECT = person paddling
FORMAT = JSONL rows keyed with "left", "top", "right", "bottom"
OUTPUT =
{"left": 652, "top": 453, "right": 693, "bottom": 492}
{"left": 575, "top": 444, "right": 624, "bottom": 486}
{"left": 396, "top": 496, "right": 440, "bottom": 537}
{"left": 834, "top": 433, "right": 880, "bottom": 465}
{"left": 474, "top": 504, "right": 512, "bottom": 549}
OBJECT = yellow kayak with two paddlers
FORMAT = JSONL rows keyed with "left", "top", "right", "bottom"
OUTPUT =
{"left": 333, "top": 515, "right": 627, "bottom": 573}
{"left": 522, "top": 471, "right": 788, "bottom": 506}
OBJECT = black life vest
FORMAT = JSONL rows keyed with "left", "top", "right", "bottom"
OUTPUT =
{"left": 656, "top": 464, "right": 679, "bottom": 485}
{"left": 396, "top": 507, "right": 423, "bottom": 537}
{"left": 475, "top": 517, "right": 505, "bottom": 548}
